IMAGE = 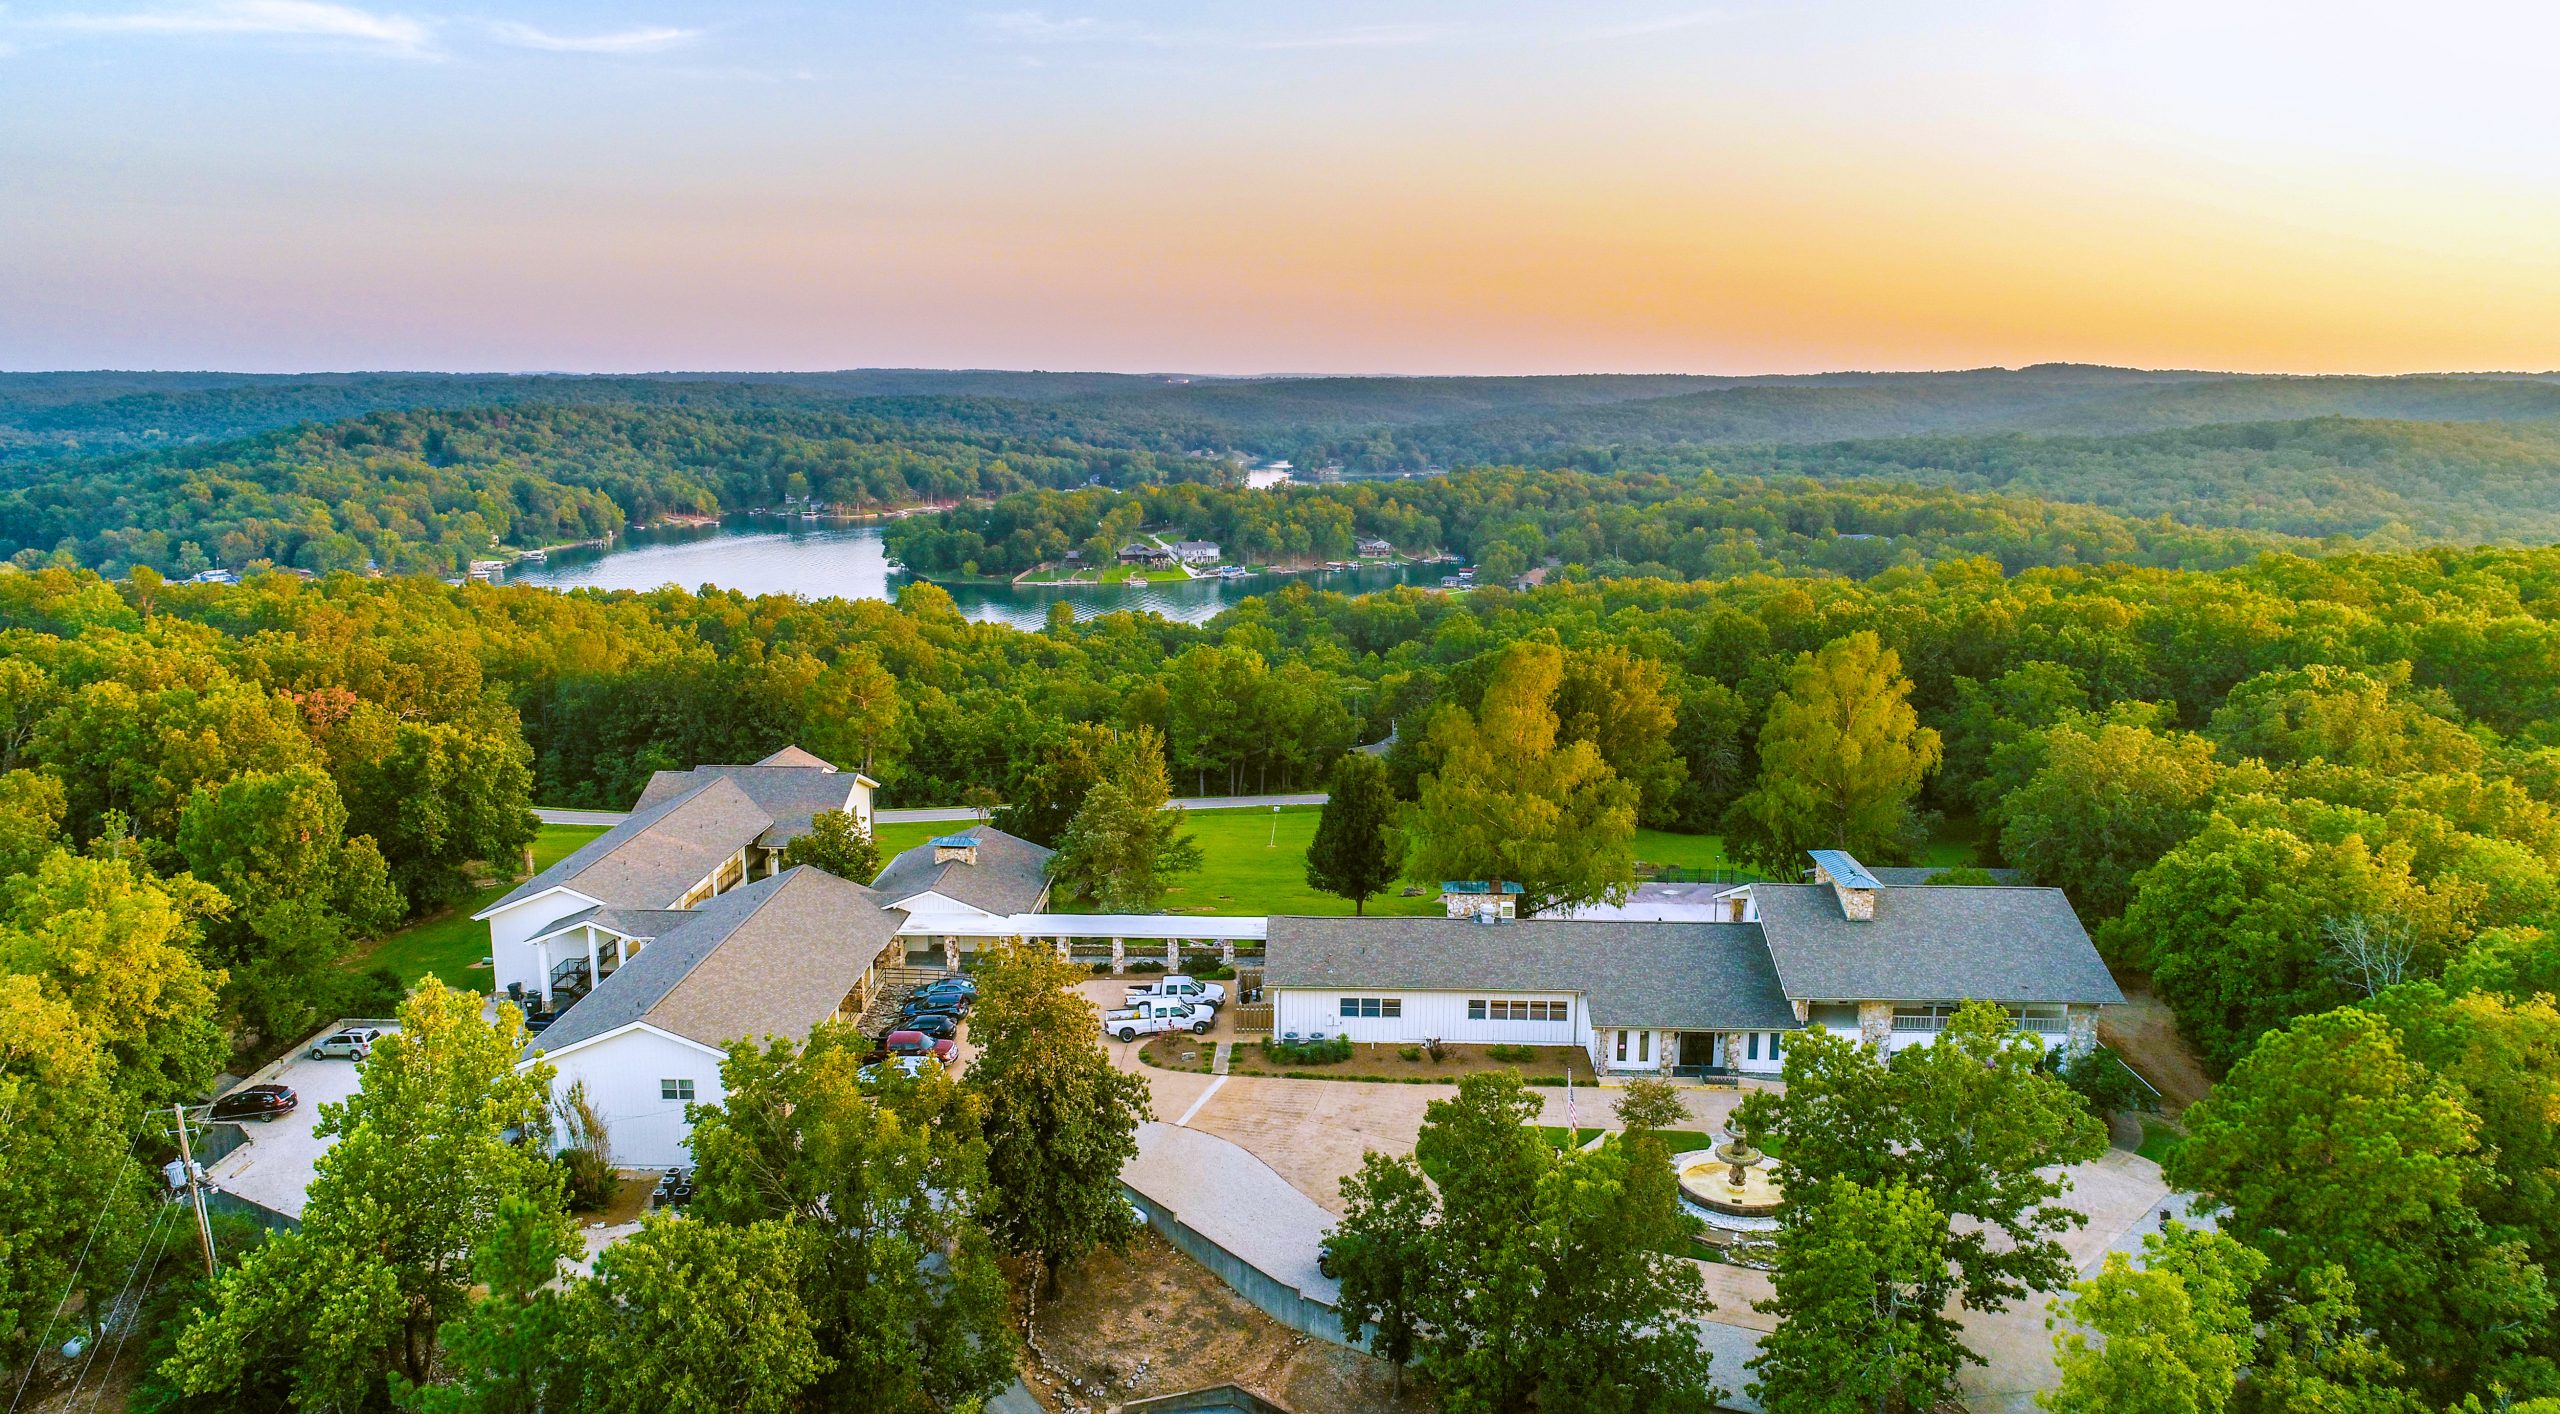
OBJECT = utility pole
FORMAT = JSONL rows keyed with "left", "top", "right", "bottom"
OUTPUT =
{"left": 170, "top": 1103, "right": 216, "bottom": 1280}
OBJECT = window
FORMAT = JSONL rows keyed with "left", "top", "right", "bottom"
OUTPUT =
{"left": 1338, "top": 997, "right": 1401, "bottom": 1019}
{"left": 1469, "top": 999, "right": 1569, "bottom": 1023}
{"left": 1614, "top": 1030, "right": 1628, "bottom": 1062}
{"left": 661, "top": 1078, "right": 695, "bottom": 1102}
{"left": 1636, "top": 1030, "right": 1650, "bottom": 1063}
{"left": 1747, "top": 1033, "right": 1760, "bottom": 1061}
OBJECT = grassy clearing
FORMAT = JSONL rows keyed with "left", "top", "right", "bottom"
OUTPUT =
{"left": 2134, "top": 1112, "right": 2186, "bottom": 1167}
{"left": 356, "top": 823, "right": 608, "bottom": 993}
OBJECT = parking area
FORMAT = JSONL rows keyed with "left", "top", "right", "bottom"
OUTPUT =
{"left": 203, "top": 1025, "right": 393, "bottom": 1220}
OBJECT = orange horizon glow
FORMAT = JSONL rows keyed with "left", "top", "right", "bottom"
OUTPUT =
{"left": 3, "top": 2, "right": 2556, "bottom": 374}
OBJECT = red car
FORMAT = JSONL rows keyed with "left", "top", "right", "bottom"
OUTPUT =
{"left": 881, "top": 1030, "right": 957, "bottom": 1065}
{"left": 209, "top": 1084, "right": 298, "bottom": 1124}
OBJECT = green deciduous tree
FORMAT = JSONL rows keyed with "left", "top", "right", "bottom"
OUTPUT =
{"left": 2167, "top": 1007, "right": 2553, "bottom": 1398}
{"left": 1724, "top": 631, "right": 1942, "bottom": 873}
{"left": 2041, "top": 1222, "right": 2266, "bottom": 1414}
{"left": 1751, "top": 1176, "right": 1962, "bottom": 1414}
{"left": 396, "top": 1195, "right": 580, "bottom": 1414}
{"left": 332, "top": 709, "right": 540, "bottom": 911}
{"left": 684, "top": 1023, "right": 1015, "bottom": 1412}
{"left": 1048, "top": 725, "right": 1200, "bottom": 912}
{"left": 963, "top": 942, "right": 1151, "bottom": 1295}
{"left": 1737, "top": 1001, "right": 2105, "bottom": 1323}
{"left": 1305, "top": 751, "right": 1406, "bottom": 914}
{"left": 778, "top": 807, "right": 883, "bottom": 883}
{"left": 1406, "top": 641, "right": 1638, "bottom": 918}
{"left": 566, "top": 1216, "right": 829, "bottom": 1414}
{"left": 166, "top": 981, "right": 571, "bottom": 1404}
{"left": 1612, "top": 1075, "right": 1689, "bottom": 1134}
{"left": 2001, "top": 721, "right": 2222, "bottom": 920}
{"left": 1325, "top": 1152, "right": 1437, "bottom": 1396}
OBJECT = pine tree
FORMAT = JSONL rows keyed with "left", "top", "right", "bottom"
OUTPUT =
{"left": 1305, "top": 752, "right": 1406, "bottom": 914}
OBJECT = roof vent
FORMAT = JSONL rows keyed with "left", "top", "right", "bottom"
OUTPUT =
{"left": 931, "top": 834, "right": 980, "bottom": 866}
{"left": 1807, "top": 849, "right": 1879, "bottom": 921}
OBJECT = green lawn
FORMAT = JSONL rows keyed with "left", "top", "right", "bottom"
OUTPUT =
{"left": 1098, "top": 564, "right": 1192, "bottom": 584}
{"left": 2134, "top": 1113, "right": 2185, "bottom": 1167}
{"left": 357, "top": 824, "right": 608, "bottom": 993}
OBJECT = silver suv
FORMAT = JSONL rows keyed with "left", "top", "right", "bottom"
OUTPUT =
{"left": 310, "top": 1026, "right": 383, "bottom": 1061}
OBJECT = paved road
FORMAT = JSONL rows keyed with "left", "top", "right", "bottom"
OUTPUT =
{"left": 536, "top": 791, "right": 1329, "bottom": 828}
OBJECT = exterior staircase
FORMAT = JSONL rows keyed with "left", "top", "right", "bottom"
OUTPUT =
{"left": 854, "top": 962, "right": 952, "bottom": 1036}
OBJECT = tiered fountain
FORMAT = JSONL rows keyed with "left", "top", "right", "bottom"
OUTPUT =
{"left": 1670, "top": 1119, "right": 1784, "bottom": 1249}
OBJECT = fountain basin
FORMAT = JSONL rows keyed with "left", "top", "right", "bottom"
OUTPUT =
{"left": 1671, "top": 1148, "right": 1783, "bottom": 1222}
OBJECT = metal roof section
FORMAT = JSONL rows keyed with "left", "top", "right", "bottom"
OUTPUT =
{"left": 1805, "top": 849, "right": 1881, "bottom": 890}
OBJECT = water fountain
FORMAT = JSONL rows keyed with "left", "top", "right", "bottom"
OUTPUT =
{"left": 1671, "top": 1118, "right": 1783, "bottom": 1246}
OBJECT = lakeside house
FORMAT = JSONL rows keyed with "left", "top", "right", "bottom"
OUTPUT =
{"left": 1171, "top": 539, "right": 1221, "bottom": 565}
{"left": 1357, "top": 537, "right": 1394, "bottom": 559}
{"left": 1118, "top": 542, "right": 1174, "bottom": 566}
{"left": 493, "top": 756, "right": 2118, "bottom": 1165}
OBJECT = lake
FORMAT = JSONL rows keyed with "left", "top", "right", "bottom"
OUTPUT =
{"left": 502, "top": 517, "right": 1455, "bottom": 630}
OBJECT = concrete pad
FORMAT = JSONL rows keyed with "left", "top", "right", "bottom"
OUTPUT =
{"left": 203, "top": 1034, "right": 389, "bottom": 1219}
{"left": 1123, "top": 1121, "right": 1340, "bottom": 1308}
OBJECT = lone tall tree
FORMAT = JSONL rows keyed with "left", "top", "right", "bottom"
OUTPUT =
{"left": 1406, "top": 641, "right": 1638, "bottom": 917}
{"left": 1724, "top": 631, "right": 1941, "bottom": 874}
{"left": 777, "top": 808, "right": 882, "bottom": 883}
{"left": 963, "top": 942, "right": 1153, "bottom": 1296}
{"left": 1305, "top": 752, "right": 1405, "bottom": 914}
{"left": 1049, "top": 726, "right": 1201, "bottom": 912}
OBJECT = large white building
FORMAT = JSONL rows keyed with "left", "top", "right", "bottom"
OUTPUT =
{"left": 1266, "top": 850, "right": 2122, "bottom": 1079}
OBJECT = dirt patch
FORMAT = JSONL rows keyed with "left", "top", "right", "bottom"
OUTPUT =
{"left": 2097, "top": 980, "right": 2213, "bottom": 1114}
{"left": 1137, "top": 1034, "right": 1221, "bottom": 1073}
{"left": 1207, "top": 1039, "right": 1595, "bottom": 1085}
{"left": 1016, "top": 1231, "right": 1429, "bottom": 1414}
{"left": 581, "top": 1174, "right": 655, "bottom": 1227}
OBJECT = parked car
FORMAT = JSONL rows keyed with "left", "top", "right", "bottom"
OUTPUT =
{"left": 880, "top": 1030, "right": 958, "bottom": 1065}
{"left": 903, "top": 1012, "right": 961, "bottom": 1041}
{"left": 1123, "top": 975, "right": 1226, "bottom": 1011}
{"left": 906, "top": 984, "right": 974, "bottom": 1015}
{"left": 858, "top": 1055, "right": 934, "bottom": 1084}
{"left": 308, "top": 1026, "right": 382, "bottom": 1061}
{"left": 928, "top": 975, "right": 979, "bottom": 999}
{"left": 209, "top": 1084, "right": 298, "bottom": 1124}
{"left": 1101, "top": 999, "right": 1212, "bottom": 1042}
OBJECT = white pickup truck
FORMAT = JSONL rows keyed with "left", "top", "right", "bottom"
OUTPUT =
{"left": 1123, "top": 975, "right": 1227, "bottom": 1011}
{"left": 1102, "top": 999, "right": 1214, "bottom": 1042}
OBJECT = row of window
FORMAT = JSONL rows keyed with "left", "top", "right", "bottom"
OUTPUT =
{"left": 1471, "top": 999, "right": 1569, "bottom": 1023}
{"left": 1339, "top": 997, "right": 1403, "bottom": 1018}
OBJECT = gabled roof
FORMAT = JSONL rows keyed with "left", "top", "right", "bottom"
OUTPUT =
{"left": 1752, "top": 883, "right": 2125, "bottom": 1006}
{"left": 479, "top": 775, "right": 769, "bottom": 916}
{"left": 756, "top": 745, "right": 833, "bottom": 769}
{"left": 525, "top": 905, "right": 692, "bottom": 945}
{"left": 1264, "top": 917, "right": 1799, "bottom": 1032}
{"left": 870, "top": 825, "right": 1053, "bottom": 916}
{"left": 530, "top": 867, "right": 902, "bottom": 1056}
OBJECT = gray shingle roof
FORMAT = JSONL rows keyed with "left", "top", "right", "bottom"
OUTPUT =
{"left": 524, "top": 905, "right": 693, "bottom": 943}
{"left": 633, "top": 763, "right": 860, "bottom": 827}
{"left": 529, "top": 867, "right": 900, "bottom": 1056}
{"left": 1752, "top": 883, "right": 2124, "bottom": 1006}
{"left": 480, "top": 776, "right": 770, "bottom": 916}
{"left": 870, "top": 826, "right": 1053, "bottom": 915}
{"left": 1263, "top": 917, "right": 1799, "bottom": 1032}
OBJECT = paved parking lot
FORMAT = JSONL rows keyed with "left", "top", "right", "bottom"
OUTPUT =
{"left": 203, "top": 1029, "right": 390, "bottom": 1219}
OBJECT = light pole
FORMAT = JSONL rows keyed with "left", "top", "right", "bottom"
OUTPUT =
{"left": 1268, "top": 804, "right": 1281, "bottom": 849}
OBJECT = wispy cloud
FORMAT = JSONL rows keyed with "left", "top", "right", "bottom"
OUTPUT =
{"left": 970, "top": 9, "right": 1456, "bottom": 53}
{"left": 483, "top": 19, "right": 700, "bottom": 54}
{"left": 47, "top": 0, "right": 434, "bottom": 53}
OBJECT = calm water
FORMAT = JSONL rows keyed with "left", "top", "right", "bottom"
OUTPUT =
{"left": 504, "top": 517, "right": 1453, "bottom": 630}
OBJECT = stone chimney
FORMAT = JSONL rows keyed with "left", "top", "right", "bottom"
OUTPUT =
{"left": 1808, "top": 850, "right": 1878, "bottom": 921}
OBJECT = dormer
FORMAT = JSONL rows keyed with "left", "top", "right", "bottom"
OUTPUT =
{"left": 931, "top": 834, "right": 981, "bottom": 867}
{"left": 1806, "top": 849, "right": 1879, "bottom": 921}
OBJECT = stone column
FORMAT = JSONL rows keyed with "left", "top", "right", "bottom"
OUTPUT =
{"left": 1857, "top": 1001, "right": 1894, "bottom": 1048}
{"left": 1110, "top": 937, "right": 1126, "bottom": 974}
{"left": 1167, "top": 938, "right": 1180, "bottom": 969}
{"left": 943, "top": 935, "right": 960, "bottom": 973}
{"left": 1220, "top": 939, "right": 1236, "bottom": 965}
{"left": 2066, "top": 1005, "right": 2100, "bottom": 1057}
{"left": 1054, "top": 937, "right": 1070, "bottom": 962}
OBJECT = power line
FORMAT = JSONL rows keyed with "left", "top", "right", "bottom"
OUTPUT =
{"left": 6, "top": 1150, "right": 139, "bottom": 1414}
{"left": 81, "top": 1193, "right": 184, "bottom": 1414}
{"left": 57, "top": 1198, "right": 174, "bottom": 1410}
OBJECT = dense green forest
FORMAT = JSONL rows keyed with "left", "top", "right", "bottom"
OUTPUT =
{"left": 11, "top": 367, "right": 2560, "bottom": 579}
{"left": 11, "top": 535, "right": 2560, "bottom": 1404}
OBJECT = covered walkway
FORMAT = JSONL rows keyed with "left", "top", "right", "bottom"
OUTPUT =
{"left": 893, "top": 912, "right": 1266, "bottom": 971}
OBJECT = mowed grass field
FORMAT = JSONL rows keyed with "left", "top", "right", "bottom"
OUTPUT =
{"left": 359, "top": 823, "right": 608, "bottom": 992}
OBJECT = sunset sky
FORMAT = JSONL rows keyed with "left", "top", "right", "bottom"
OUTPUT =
{"left": 3, "top": 0, "right": 2555, "bottom": 374}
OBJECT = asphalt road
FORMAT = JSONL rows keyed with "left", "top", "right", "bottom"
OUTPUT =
{"left": 535, "top": 791, "right": 1328, "bottom": 827}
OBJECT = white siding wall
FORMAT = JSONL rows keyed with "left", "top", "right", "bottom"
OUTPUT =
{"left": 543, "top": 1027, "right": 727, "bottom": 1170}
{"left": 487, "top": 893, "right": 598, "bottom": 999}
{"left": 1272, "top": 989, "right": 1580, "bottom": 1047}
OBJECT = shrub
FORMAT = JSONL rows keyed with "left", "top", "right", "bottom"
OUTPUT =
{"left": 1263, "top": 1035, "right": 1354, "bottom": 1066}
{"left": 1090, "top": 961, "right": 1114, "bottom": 975}
{"left": 1486, "top": 1043, "right": 1537, "bottom": 1063}
{"left": 1398, "top": 1045, "right": 1423, "bottom": 1062}
{"left": 2058, "top": 1046, "right": 2145, "bottom": 1118}
{"left": 1128, "top": 959, "right": 1167, "bottom": 974}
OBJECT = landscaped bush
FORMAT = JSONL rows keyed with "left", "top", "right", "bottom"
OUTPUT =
{"left": 1127, "top": 958, "right": 1166, "bottom": 973}
{"left": 1486, "top": 1043, "right": 1538, "bottom": 1063}
{"left": 1398, "top": 1045, "right": 1423, "bottom": 1061}
{"left": 1090, "top": 961, "right": 1114, "bottom": 975}
{"left": 1264, "top": 1035, "right": 1354, "bottom": 1066}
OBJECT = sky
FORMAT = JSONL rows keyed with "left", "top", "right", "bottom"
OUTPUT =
{"left": 2, "top": 0, "right": 2557, "bottom": 375}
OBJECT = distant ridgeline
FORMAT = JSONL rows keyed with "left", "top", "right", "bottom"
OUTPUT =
{"left": 4, "top": 366, "right": 2560, "bottom": 576}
